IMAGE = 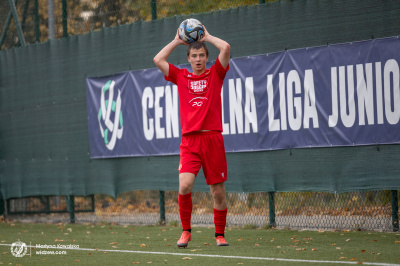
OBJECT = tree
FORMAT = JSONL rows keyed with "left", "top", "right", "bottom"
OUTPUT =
{"left": 1, "top": 0, "right": 269, "bottom": 50}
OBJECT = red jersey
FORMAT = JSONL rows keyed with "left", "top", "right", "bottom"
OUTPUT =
{"left": 165, "top": 57, "right": 229, "bottom": 135}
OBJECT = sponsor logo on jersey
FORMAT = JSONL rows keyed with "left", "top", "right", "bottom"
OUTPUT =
{"left": 188, "top": 79, "right": 208, "bottom": 94}
{"left": 189, "top": 97, "right": 208, "bottom": 107}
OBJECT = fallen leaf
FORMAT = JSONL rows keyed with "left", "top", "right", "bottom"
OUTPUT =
{"left": 346, "top": 239, "right": 350, "bottom": 242}
{"left": 55, "top": 239, "right": 64, "bottom": 242}
{"left": 132, "top": 262, "right": 140, "bottom": 264}
{"left": 312, "top": 248, "right": 317, "bottom": 251}
{"left": 361, "top": 250, "right": 366, "bottom": 253}
{"left": 204, "top": 243, "right": 211, "bottom": 246}
{"left": 109, "top": 242, "right": 117, "bottom": 245}
{"left": 182, "top": 257, "right": 192, "bottom": 260}
{"left": 75, "top": 260, "right": 80, "bottom": 262}
{"left": 350, "top": 257, "right": 357, "bottom": 261}
{"left": 395, "top": 241, "right": 400, "bottom": 244}
{"left": 140, "top": 244, "right": 146, "bottom": 247}
{"left": 88, "top": 253, "right": 92, "bottom": 255}
{"left": 255, "top": 244, "right": 259, "bottom": 246}
{"left": 339, "top": 257, "right": 347, "bottom": 260}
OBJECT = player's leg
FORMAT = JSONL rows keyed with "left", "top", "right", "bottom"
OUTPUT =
{"left": 178, "top": 172, "right": 195, "bottom": 231}
{"left": 201, "top": 132, "right": 229, "bottom": 246}
{"left": 177, "top": 173, "right": 195, "bottom": 247}
{"left": 210, "top": 182, "right": 229, "bottom": 246}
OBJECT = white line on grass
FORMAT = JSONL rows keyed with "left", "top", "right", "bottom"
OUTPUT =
{"left": 0, "top": 243, "right": 399, "bottom": 266}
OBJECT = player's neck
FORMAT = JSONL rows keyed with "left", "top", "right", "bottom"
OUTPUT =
{"left": 193, "top": 68, "right": 206, "bottom": 76}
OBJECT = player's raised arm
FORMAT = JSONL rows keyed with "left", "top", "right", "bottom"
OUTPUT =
{"left": 200, "top": 26, "right": 230, "bottom": 69}
{"left": 153, "top": 30, "right": 187, "bottom": 76}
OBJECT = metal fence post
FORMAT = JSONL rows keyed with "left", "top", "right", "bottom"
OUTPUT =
{"left": 34, "top": 0, "right": 40, "bottom": 42}
{"left": 268, "top": 192, "right": 276, "bottom": 227}
{"left": 8, "top": 0, "right": 26, "bottom": 46}
{"left": 151, "top": 0, "right": 157, "bottom": 20}
{"left": 67, "top": 196, "right": 75, "bottom": 224}
{"left": 0, "top": 0, "right": 19, "bottom": 48}
{"left": 62, "top": 0, "right": 68, "bottom": 37}
{"left": 391, "top": 190, "right": 399, "bottom": 232}
{"left": 0, "top": 195, "right": 4, "bottom": 216}
{"left": 159, "top": 191, "right": 165, "bottom": 224}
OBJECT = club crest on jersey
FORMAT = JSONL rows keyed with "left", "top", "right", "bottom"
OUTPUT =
{"left": 188, "top": 79, "right": 208, "bottom": 94}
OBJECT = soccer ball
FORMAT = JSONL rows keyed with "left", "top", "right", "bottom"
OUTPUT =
{"left": 178, "top": 18, "right": 205, "bottom": 44}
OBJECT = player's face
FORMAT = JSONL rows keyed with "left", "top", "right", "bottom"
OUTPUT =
{"left": 188, "top": 48, "right": 208, "bottom": 75}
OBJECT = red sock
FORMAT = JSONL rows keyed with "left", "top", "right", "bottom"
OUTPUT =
{"left": 178, "top": 193, "right": 192, "bottom": 231}
{"left": 214, "top": 207, "right": 228, "bottom": 235}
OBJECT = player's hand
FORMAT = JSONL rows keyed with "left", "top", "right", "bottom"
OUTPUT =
{"left": 174, "top": 29, "right": 189, "bottom": 46}
{"left": 199, "top": 25, "right": 211, "bottom": 43}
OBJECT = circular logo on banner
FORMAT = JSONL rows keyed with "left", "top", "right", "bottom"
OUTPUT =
{"left": 98, "top": 80, "right": 124, "bottom": 150}
{"left": 11, "top": 240, "right": 28, "bottom": 257}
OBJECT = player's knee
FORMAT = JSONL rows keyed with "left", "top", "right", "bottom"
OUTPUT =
{"left": 179, "top": 183, "right": 192, "bottom": 194}
{"left": 179, "top": 180, "right": 194, "bottom": 194}
{"left": 212, "top": 189, "right": 225, "bottom": 203}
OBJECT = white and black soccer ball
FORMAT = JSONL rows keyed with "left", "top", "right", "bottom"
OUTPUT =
{"left": 178, "top": 18, "right": 205, "bottom": 44}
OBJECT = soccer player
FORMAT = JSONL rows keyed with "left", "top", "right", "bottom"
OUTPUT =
{"left": 153, "top": 25, "right": 230, "bottom": 248}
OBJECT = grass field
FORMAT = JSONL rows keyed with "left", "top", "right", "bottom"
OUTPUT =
{"left": 0, "top": 222, "right": 399, "bottom": 265}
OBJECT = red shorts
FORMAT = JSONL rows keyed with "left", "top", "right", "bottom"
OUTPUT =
{"left": 179, "top": 131, "right": 228, "bottom": 185}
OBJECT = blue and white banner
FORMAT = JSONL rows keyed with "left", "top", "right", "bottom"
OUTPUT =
{"left": 86, "top": 36, "right": 400, "bottom": 158}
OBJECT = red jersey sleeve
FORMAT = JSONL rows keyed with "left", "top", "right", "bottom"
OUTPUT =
{"left": 214, "top": 57, "right": 230, "bottom": 79}
{"left": 164, "top": 63, "right": 179, "bottom": 84}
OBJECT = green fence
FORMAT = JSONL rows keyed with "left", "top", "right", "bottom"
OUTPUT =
{"left": 4, "top": 191, "right": 399, "bottom": 231}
